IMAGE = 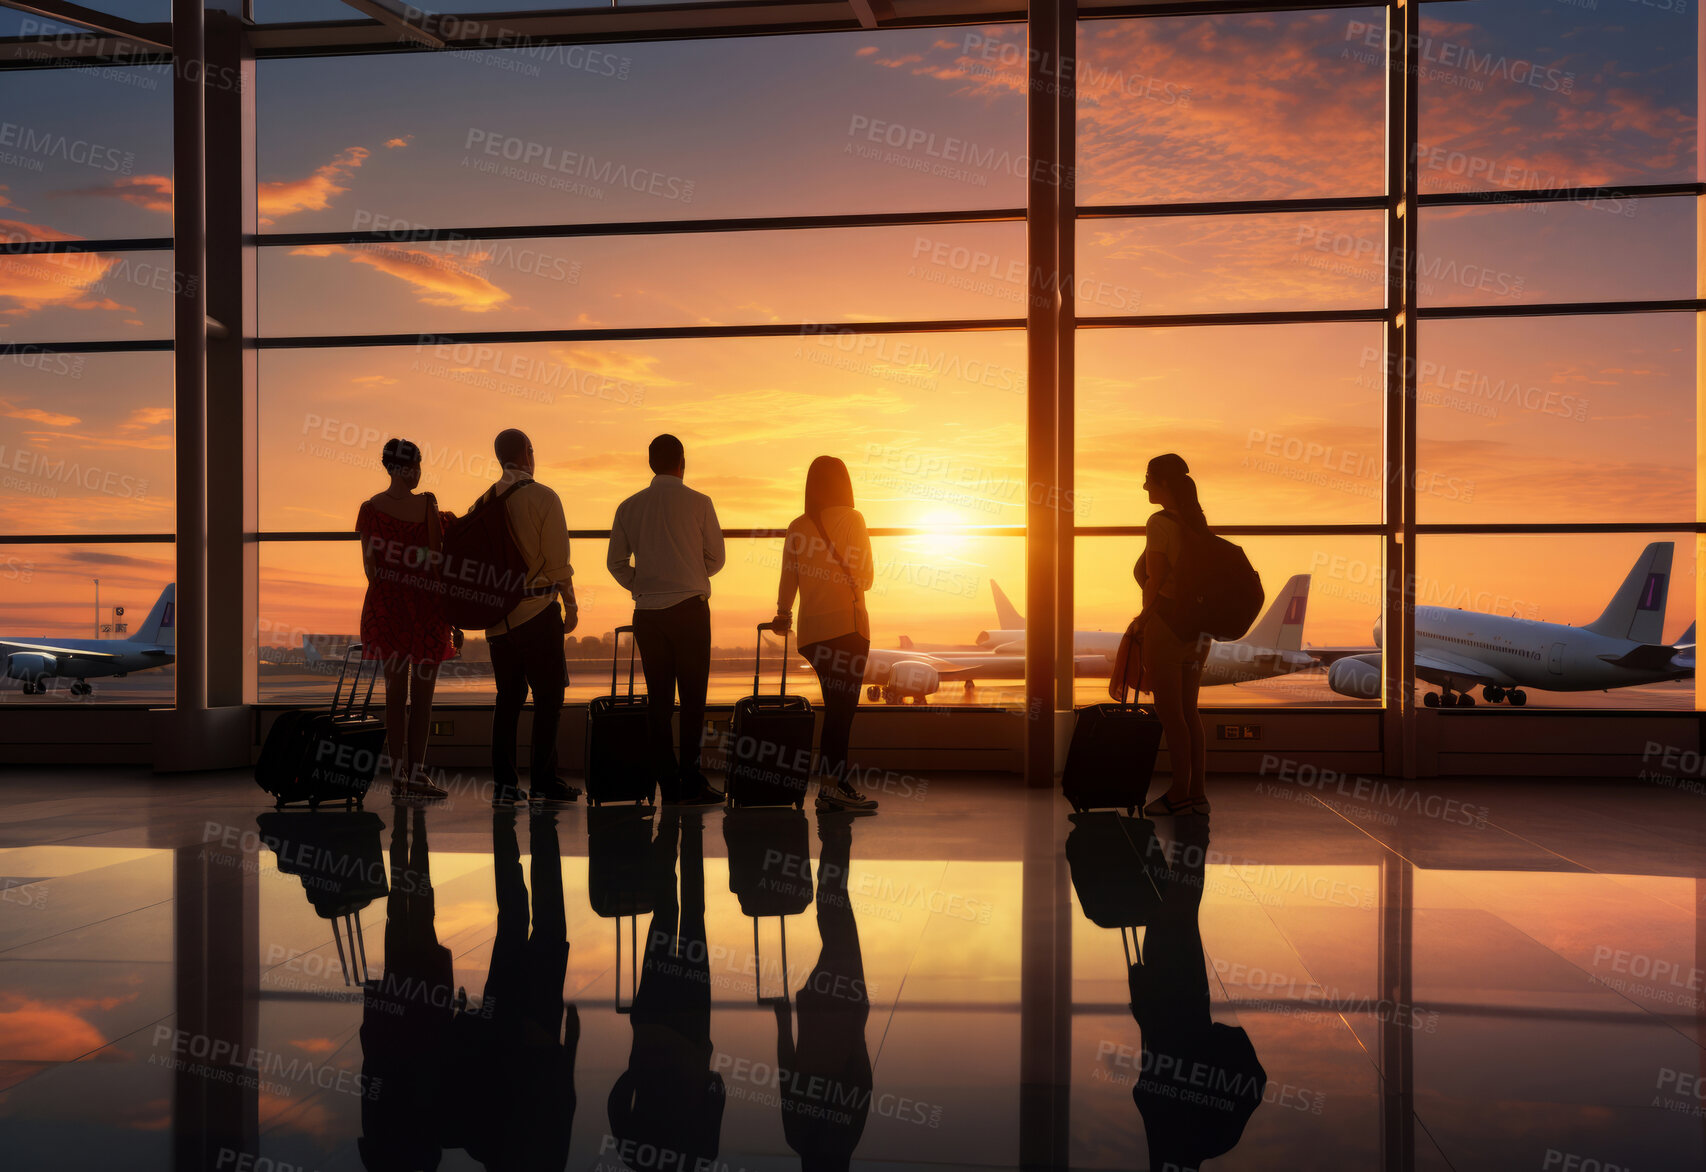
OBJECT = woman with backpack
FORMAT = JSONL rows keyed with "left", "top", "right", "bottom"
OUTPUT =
{"left": 1134, "top": 453, "right": 1211, "bottom": 816}
{"left": 767, "top": 456, "right": 880, "bottom": 814}
{"left": 357, "top": 438, "right": 458, "bottom": 801}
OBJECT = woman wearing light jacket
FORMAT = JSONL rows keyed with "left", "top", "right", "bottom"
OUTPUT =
{"left": 769, "top": 456, "right": 880, "bottom": 814}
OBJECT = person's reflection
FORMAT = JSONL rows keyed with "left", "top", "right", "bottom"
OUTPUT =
{"left": 1130, "top": 819, "right": 1266, "bottom": 1172}
{"left": 776, "top": 809, "right": 873, "bottom": 1172}
{"left": 359, "top": 804, "right": 453, "bottom": 1172}
{"left": 608, "top": 809, "right": 725, "bottom": 1170}
{"left": 451, "top": 808, "right": 580, "bottom": 1169}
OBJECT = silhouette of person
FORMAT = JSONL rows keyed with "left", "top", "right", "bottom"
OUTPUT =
{"left": 1130, "top": 819, "right": 1265, "bottom": 1171}
{"left": 358, "top": 804, "right": 454, "bottom": 1170}
{"left": 473, "top": 428, "right": 580, "bottom": 806}
{"left": 775, "top": 810, "right": 874, "bottom": 1171}
{"left": 1135, "top": 452, "right": 1211, "bottom": 816}
{"left": 768, "top": 456, "right": 879, "bottom": 814}
{"left": 607, "top": 809, "right": 726, "bottom": 1170}
{"left": 443, "top": 808, "right": 580, "bottom": 1169}
{"left": 608, "top": 434, "right": 726, "bottom": 806}
{"left": 356, "top": 438, "right": 458, "bottom": 800}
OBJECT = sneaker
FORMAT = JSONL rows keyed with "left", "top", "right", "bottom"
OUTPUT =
{"left": 491, "top": 782, "right": 527, "bottom": 806}
{"left": 816, "top": 780, "right": 878, "bottom": 814}
{"left": 391, "top": 771, "right": 448, "bottom": 802}
{"left": 530, "top": 779, "right": 582, "bottom": 805}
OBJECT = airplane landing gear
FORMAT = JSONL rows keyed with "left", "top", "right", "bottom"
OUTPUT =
{"left": 1483, "top": 685, "right": 1505, "bottom": 704}
{"left": 20, "top": 680, "right": 45, "bottom": 695}
{"left": 1427, "top": 686, "right": 1474, "bottom": 707}
{"left": 1508, "top": 689, "right": 1527, "bottom": 706}
{"left": 69, "top": 681, "right": 92, "bottom": 697}
{"left": 1477, "top": 685, "right": 1527, "bottom": 706}
{"left": 867, "top": 685, "right": 882, "bottom": 701}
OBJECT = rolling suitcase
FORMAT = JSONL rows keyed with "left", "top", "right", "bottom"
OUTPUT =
{"left": 1061, "top": 701, "right": 1164, "bottom": 815}
{"left": 255, "top": 810, "right": 388, "bottom": 984}
{"left": 1065, "top": 811, "right": 1163, "bottom": 937}
{"left": 256, "top": 644, "right": 385, "bottom": 810}
{"left": 584, "top": 626, "right": 655, "bottom": 806}
{"left": 723, "top": 805, "right": 814, "bottom": 1003}
{"left": 726, "top": 624, "right": 815, "bottom": 809}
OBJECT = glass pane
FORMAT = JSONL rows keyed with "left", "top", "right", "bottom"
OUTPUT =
{"left": 1417, "top": 199, "right": 1694, "bottom": 308}
{"left": 259, "top": 535, "right": 1027, "bottom": 706}
{"left": 1416, "top": 314, "right": 1692, "bottom": 524}
{"left": 0, "top": 541, "right": 174, "bottom": 705}
{"left": 1417, "top": 0, "right": 1696, "bottom": 194}
{"left": 1079, "top": 210, "right": 1385, "bottom": 315}
{"left": 0, "top": 64, "right": 172, "bottom": 241}
{"left": 259, "top": 222, "right": 1028, "bottom": 336}
{"left": 1076, "top": 534, "right": 1386, "bottom": 709}
{"left": 256, "top": 27, "right": 1023, "bottom": 229}
{"left": 1414, "top": 533, "right": 1695, "bottom": 710}
{"left": 0, "top": 249, "right": 175, "bottom": 341}
{"left": 1076, "top": 323, "right": 1387, "bottom": 525}
{"left": 257, "top": 333, "right": 1026, "bottom": 531}
{"left": 1076, "top": 8, "right": 1386, "bottom": 205}
{"left": 0, "top": 351, "right": 173, "bottom": 535}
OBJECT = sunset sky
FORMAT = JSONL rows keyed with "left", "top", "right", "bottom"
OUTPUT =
{"left": 0, "top": 3, "right": 1697, "bottom": 668}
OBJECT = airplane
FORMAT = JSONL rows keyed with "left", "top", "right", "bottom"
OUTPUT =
{"left": 858, "top": 576, "right": 1318, "bottom": 703}
{"left": 2, "top": 584, "right": 175, "bottom": 697}
{"left": 1326, "top": 542, "right": 1695, "bottom": 707}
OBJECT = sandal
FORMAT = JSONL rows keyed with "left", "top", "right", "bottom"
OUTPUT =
{"left": 1191, "top": 796, "right": 1212, "bottom": 815}
{"left": 1142, "top": 793, "right": 1198, "bottom": 817}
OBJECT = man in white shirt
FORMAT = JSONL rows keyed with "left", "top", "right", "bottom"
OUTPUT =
{"left": 608, "top": 434, "right": 726, "bottom": 805}
{"left": 475, "top": 428, "right": 579, "bottom": 806}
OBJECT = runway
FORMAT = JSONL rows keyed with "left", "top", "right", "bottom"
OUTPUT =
{"left": 3, "top": 665, "right": 1692, "bottom": 710}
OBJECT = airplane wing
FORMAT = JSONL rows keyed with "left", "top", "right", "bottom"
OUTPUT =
{"left": 1303, "top": 645, "right": 1376, "bottom": 666}
{"left": 1412, "top": 649, "right": 1518, "bottom": 688}
{"left": 0, "top": 640, "right": 122, "bottom": 663}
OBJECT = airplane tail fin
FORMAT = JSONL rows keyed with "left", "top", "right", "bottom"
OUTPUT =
{"left": 990, "top": 580, "right": 1024, "bottom": 630}
{"left": 1584, "top": 542, "right": 1672, "bottom": 644}
{"left": 898, "top": 635, "right": 913, "bottom": 650}
{"left": 1677, "top": 621, "right": 1695, "bottom": 649}
{"left": 302, "top": 636, "right": 324, "bottom": 665}
{"left": 1240, "top": 575, "right": 1309, "bottom": 651}
{"left": 131, "top": 584, "right": 175, "bottom": 649}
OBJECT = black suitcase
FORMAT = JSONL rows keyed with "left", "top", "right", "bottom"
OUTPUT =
{"left": 586, "top": 803, "right": 656, "bottom": 1011}
{"left": 1061, "top": 701, "right": 1164, "bottom": 814}
{"left": 726, "top": 624, "right": 815, "bottom": 808}
{"left": 584, "top": 625, "right": 655, "bottom": 806}
{"left": 256, "top": 810, "right": 388, "bottom": 983}
{"left": 256, "top": 644, "right": 385, "bottom": 810}
{"left": 1065, "top": 811, "right": 1163, "bottom": 931}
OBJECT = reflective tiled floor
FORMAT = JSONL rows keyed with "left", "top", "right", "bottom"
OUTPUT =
{"left": 0, "top": 767, "right": 1701, "bottom": 1170}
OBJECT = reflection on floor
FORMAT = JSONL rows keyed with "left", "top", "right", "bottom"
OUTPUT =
{"left": 0, "top": 767, "right": 1701, "bottom": 1170}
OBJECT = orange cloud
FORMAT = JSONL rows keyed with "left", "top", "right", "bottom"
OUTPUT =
{"left": 0, "top": 217, "right": 123, "bottom": 316}
{"left": 1, "top": 399, "right": 80, "bottom": 427}
{"left": 290, "top": 242, "right": 512, "bottom": 311}
{"left": 258, "top": 146, "right": 370, "bottom": 224}
{"left": 385, "top": 136, "right": 412, "bottom": 149}
{"left": 0, "top": 993, "right": 108, "bottom": 1059}
{"left": 52, "top": 174, "right": 173, "bottom": 214}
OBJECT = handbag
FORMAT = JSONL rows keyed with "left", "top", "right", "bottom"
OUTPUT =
{"left": 1108, "top": 616, "right": 1145, "bottom": 702}
{"left": 422, "top": 492, "right": 464, "bottom": 652}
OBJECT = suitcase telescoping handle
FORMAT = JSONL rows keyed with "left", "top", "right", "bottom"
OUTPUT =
{"left": 753, "top": 622, "right": 788, "bottom": 697}
{"left": 610, "top": 625, "right": 638, "bottom": 698}
{"left": 331, "top": 643, "right": 378, "bottom": 719}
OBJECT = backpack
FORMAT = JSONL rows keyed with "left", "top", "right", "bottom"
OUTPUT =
{"left": 1147, "top": 510, "right": 1264, "bottom": 643}
{"left": 440, "top": 480, "right": 552, "bottom": 629}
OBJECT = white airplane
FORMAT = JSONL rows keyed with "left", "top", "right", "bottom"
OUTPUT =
{"left": 859, "top": 576, "right": 1318, "bottom": 703}
{"left": 1327, "top": 542, "right": 1694, "bottom": 706}
{"left": 2, "top": 584, "right": 175, "bottom": 697}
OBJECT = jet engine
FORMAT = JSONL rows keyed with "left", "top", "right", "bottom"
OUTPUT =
{"left": 6, "top": 653, "right": 56, "bottom": 683}
{"left": 888, "top": 660, "right": 941, "bottom": 699}
{"left": 1327, "top": 656, "right": 1382, "bottom": 699}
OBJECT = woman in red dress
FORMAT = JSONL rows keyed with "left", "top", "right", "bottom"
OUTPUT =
{"left": 356, "top": 439, "right": 458, "bottom": 800}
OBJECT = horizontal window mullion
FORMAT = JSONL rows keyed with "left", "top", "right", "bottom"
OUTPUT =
{"left": 1418, "top": 299, "right": 1704, "bottom": 321}
{"left": 258, "top": 318, "right": 1025, "bottom": 347}
{"left": 0, "top": 340, "right": 172, "bottom": 355}
{"left": 1, "top": 237, "right": 173, "bottom": 255}
{"left": 259, "top": 527, "right": 1029, "bottom": 541}
{"left": 1078, "top": 195, "right": 1385, "bottom": 219}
